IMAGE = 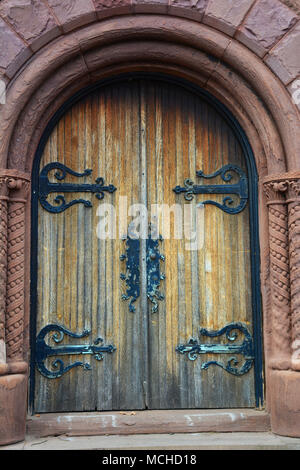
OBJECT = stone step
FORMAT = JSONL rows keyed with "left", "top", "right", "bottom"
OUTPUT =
{"left": 3, "top": 432, "right": 300, "bottom": 450}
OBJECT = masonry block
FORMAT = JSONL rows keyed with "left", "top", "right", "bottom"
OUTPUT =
{"left": 236, "top": 0, "right": 298, "bottom": 57}
{"left": 265, "top": 22, "right": 300, "bottom": 84}
{"left": 270, "top": 370, "right": 300, "bottom": 437}
{"left": 168, "top": 0, "right": 208, "bottom": 21}
{"left": 0, "top": 374, "right": 27, "bottom": 445}
{"left": 203, "top": 0, "right": 255, "bottom": 37}
{"left": 0, "top": 0, "right": 60, "bottom": 52}
{"left": 46, "top": 0, "right": 97, "bottom": 33}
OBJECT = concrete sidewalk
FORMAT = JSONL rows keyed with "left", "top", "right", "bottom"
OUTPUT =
{"left": 2, "top": 432, "right": 300, "bottom": 450}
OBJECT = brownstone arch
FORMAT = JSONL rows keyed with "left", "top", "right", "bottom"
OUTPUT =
{"left": 0, "top": 1, "right": 299, "bottom": 445}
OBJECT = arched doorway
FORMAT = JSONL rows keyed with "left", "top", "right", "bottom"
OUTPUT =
{"left": 1, "top": 4, "right": 299, "bottom": 443}
{"left": 30, "top": 74, "right": 263, "bottom": 413}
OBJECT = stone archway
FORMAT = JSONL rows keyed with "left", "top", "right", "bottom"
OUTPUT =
{"left": 0, "top": 1, "right": 299, "bottom": 444}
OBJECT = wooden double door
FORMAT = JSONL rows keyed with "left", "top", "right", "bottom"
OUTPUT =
{"left": 32, "top": 77, "right": 261, "bottom": 413}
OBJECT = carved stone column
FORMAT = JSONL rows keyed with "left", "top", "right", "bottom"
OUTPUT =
{"left": 263, "top": 173, "right": 300, "bottom": 371}
{"left": 263, "top": 178, "right": 291, "bottom": 370}
{"left": 5, "top": 177, "right": 30, "bottom": 362}
{"left": 264, "top": 172, "right": 300, "bottom": 437}
{"left": 285, "top": 176, "right": 300, "bottom": 371}
{"left": 0, "top": 177, "right": 9, "bottom": 364}
{"left": 0, "top": 170, "right": 30, "bottom": 446}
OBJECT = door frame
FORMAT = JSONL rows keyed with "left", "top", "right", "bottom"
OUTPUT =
{"left": 2, "top": 9, "right": 300, "bottom": 444}
{"left": 29, "top": 72, "right": 264, "bottom": 413}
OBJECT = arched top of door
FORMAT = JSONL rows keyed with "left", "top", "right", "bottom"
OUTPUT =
{"left": 32, "top": 73, "right": 258, "bottom": 188}
{"left": 0, "top": 2, "right": 299, "bottom": 176}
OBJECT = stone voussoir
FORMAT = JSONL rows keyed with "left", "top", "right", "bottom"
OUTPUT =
{"left": 168, "top": 0, "right": 208, "bottom": 21}
{"left": 132, "top": 0, "right": 168, "bottom": 14}
{"left": 94, "top": 0, "right": 132, "bottom": 18}
{"left": 203, "top": 0, "right": 255, "bottom": 37}
{"left": 265, "top": 20, "right": 300, "bottom": 84}
{"left": 46, "top": 0, "right": 97, "bottom": 33}
{"left": 236, "top": 0, "right": 298, "bottom": 58}
{"left": 0, "top": 0, "right": 61, "bottom": 52}
{"left": 0, "top": 16, "right": 32, "bottom": 78}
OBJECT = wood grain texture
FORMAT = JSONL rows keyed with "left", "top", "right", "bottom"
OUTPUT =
{"left": 142, "top": 80, "right": 254, "bottom": 408}
{"left": 35, "top": 78, "right": 255, "bottom": 412}
{"left": 35, "top": 82, "right": 145, "bottom": 412}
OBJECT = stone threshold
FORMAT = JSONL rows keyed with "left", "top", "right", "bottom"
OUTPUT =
{"left": 4, "top": 432, "right": 300, "bottom": 450}
{"left": 26, "top": 408, "right": 270, "bottom": 438}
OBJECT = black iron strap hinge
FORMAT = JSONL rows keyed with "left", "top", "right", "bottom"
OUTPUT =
{"left": 173, "top": 164, "right": 248, "bottom": 214}
{"left": 38, "top": 162, "right": 116, "bottom": 213}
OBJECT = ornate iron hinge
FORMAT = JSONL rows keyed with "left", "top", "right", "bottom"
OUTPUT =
{"left": 173, "top": 164, "right": 248, "bottom": 214}
{"left": 39, "top": 162, "right": 117, "bottom": 213}
{"left": 176, "top": 322, "right": 254, "bottom": 376}
{"left": 35, "top": 324, "right": 116, "bottom": 379}
{"left": 120, "top": 231, "right": 165, "bottom": 313}
{"left": 146, "top": 235, "right": 165, "bottom": 313}
{"left": 120, "top": 236, "right": 140, "bottom": 313}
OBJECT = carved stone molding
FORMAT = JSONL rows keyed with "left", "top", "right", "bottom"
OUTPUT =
{"left": 0, "top": 170, "right": 30, "bottom": 365}
{"left": 263, "top": 181, "right": 288, "bottom": 205}
{"left": 286, "top": 180, "right": 300, "bottom": 202}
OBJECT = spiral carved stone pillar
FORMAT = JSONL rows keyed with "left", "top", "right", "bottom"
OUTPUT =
{"left": 5, "top": 178, "right": 30, "bottom": 362}
{"left": 0, "top": 178, "right": 9, "bottom": 364}
{"left": 264, "top": 172, "right": 300, "bottom": 437}
{"left": 0, "top": 170, "right": 30, "bottom": 446}
{"left": 263, "top": 173, "right": 300, "bottom": 371}
{"left": 263, "top": 179, "right": 291, "bottom": 370}
{"left": 285, "top": 177, "right": 300, "bottom": 371}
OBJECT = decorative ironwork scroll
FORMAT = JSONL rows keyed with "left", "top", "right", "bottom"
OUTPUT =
{"left": 120, "top": 236, "right": 140, "bottom": 313}
{"left": 120, "top": 230, "right": 165, "bottom": 313}
{"left": 146, "top": 235, "right": 165, "bottom": 313}
{"left": 176, "top": 322, "right": 254, "bottom": 376}
{"left": 35, "top": 324, "right": 116, "bottom": 379}
{"left": 39, "top": 162, "right": 116, "bottom": 213}
{"left": 173, "top": 164, "right": 248, "bottom": 214}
